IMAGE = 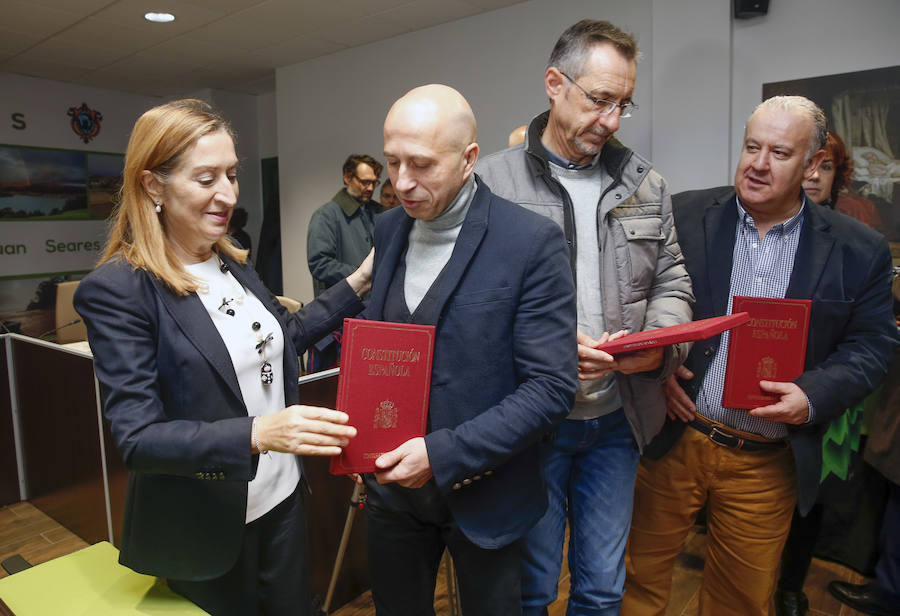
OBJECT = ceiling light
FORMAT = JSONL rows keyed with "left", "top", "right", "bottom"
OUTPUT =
{"left": 144, "top": 12, "right": 175, "bottom": 23}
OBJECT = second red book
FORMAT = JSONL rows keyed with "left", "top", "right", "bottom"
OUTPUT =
{"left": 722, "top": 296, "right": 811, "bottom": 409}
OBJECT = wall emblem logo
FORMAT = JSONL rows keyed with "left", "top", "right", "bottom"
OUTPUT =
{"left": 67, "top": 103, "right": 103, "bottom": 143}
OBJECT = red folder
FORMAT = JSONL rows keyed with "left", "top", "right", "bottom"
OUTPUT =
{"left": 722, "top": 296, "right": 811, "bottom": 409}
{"left": 595, "top": 313, "right": 750, "bottom": 355}
{"left": 329, "top": 318, "right": 435, "bottom": 475}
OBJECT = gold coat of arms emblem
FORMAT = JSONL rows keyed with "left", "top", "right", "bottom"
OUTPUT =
{"left": 373, "top": 400, "right": 398, "bottom": 429}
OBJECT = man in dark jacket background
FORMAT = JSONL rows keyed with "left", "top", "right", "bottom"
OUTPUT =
{"left": 307, "top": 153, "right": 383, "bottom": 297}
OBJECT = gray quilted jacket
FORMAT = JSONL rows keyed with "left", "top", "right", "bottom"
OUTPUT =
{"left": 477, "top": 111, "right": 694, "bottom": 449}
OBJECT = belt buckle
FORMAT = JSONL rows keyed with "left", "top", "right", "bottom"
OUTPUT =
{"left": 707, "top": 426, "right": 739, "bottom": 449}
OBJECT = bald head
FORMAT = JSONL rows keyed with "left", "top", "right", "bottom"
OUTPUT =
{"left": 383, "top": 84, "right": 480, "bottom": 221}
{"left": 385, "top": 84, "right": 477, "bottom": 151}
{"left": 508, "top": 124, "right": 527, "bottom": 147}
{"left": 747, "top": 96, "right": 826, "bottom": 163}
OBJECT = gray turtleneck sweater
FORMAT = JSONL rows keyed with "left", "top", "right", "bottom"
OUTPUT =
{"left": 404, "top": 175, "right": 477, "bottom": 313}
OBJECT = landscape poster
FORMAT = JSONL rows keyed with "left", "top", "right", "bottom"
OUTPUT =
{"left": 0, "top": 144, "right": 122, "bottom": 335}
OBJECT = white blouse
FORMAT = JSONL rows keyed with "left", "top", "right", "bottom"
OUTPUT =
{"left": 184, "top": 256, "right": 299, "bottom": 523}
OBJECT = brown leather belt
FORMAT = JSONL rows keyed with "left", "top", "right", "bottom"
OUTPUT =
{"left": 688, "top": 419, "right": 787, "bottom": 451}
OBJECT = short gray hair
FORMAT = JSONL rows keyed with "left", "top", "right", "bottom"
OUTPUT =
{"left": 547, "top": 19, "right": 640, "bottom": 79}
{"left": 750, "top": 96, "right": 827, "bottom": 163}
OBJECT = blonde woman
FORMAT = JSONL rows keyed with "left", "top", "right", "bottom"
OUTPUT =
{"left": 75, "top": 99, "right": 370, "bottom": 615}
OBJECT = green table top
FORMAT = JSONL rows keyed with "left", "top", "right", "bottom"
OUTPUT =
{"left": 0, "top": 542, "right": 208, "bottom": 615}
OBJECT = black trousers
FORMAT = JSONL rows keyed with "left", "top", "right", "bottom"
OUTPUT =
{"left": 364, "top": 478, "right": 523, "bottom": 616}
{"left": 168, "top": 485, "right": 311, "bottom": 616}
{"left": 777, "top": 503, "right": 824, "bottom": 592}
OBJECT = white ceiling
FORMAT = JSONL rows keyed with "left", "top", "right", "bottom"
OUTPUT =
{"left": 1, "top": 0, "right": 524, "bottom": 97}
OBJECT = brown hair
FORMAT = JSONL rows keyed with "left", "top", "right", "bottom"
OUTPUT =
{"left": 99, "top": 99, "right": 247, "bottom": 295}
{"left": 547, "top": 20, "right": 640, "bottom": 79}
{"left": 824, "top": 131, "right": 853, "bottom": 203}
{"left": 342, "top": 154, "right": 383, "bottom": 180}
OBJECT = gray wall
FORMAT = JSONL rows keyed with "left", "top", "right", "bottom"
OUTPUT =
{"left": 258, "top": 92, "right": 278, "bottom": 160}
{"left": 0, "top": 75, "right": 271, "bottom": 267}
{"left": 268, "top": 0, "right": 898, "bottom": 302}
{"left": 729, "top": 0, "right": 899, "bottom": 164}
{"left": 651, "top": 0, "right": 732, "bottom": 192}
{"left": 0, "top": 72, "right": 156, "bottom": 152}
{"left": 276, "top": 0, "right": 652, "bottom": 301}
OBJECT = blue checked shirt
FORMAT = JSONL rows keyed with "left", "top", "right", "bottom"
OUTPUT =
{"left": 695, "top": 198, "right": 813, "bottom": 439}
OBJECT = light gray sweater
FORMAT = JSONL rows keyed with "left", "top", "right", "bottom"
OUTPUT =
{"left": 404, "top": 175, "right": 476, "bottom": 313}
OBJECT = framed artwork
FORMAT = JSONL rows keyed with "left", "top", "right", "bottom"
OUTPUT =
{"left": 764, "top": 65, "right": 900, "bottom": 262}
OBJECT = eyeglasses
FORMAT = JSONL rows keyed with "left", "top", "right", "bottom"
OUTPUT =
{"left": 559, "top": 71, "right": 637, "bottom": 118}
{"left": 353, "top": 174, "right": 381, "bottom": 188}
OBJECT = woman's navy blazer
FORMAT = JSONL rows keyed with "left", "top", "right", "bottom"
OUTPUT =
{"left": 74, "top": 254, "right": 363, "bottom": 580}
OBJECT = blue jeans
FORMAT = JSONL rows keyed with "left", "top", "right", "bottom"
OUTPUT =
{"left": 522, "top": 409, "right": 639, "bottom": 616}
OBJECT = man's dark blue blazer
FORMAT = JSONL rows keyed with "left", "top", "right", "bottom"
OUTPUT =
{"left": 645, "top": 186, "right": 899, "bottom": 515}
{"left": 74, "top": 255, "right": 363, "bottom": 580}
{"left": 364, "top": 178, "right": 578, "bottom": 549}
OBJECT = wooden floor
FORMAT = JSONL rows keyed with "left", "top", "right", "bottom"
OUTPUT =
{"left": 0, "top": 501, "right": 87, "bottom": 580}
{"left": 0, "top": 502, "right": 871, "bottom": 615}
{"left": 332, "top": 526, "right": 872, "bottom": 616}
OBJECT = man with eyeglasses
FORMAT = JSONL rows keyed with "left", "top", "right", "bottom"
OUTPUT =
{"left": 307, "top": 153, "right": 383, "bottom": 297}
{"left": 478, "top": 19, "right": 693, "bottom": 615}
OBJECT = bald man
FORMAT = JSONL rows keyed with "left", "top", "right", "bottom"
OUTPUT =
{"left": 360, "top": 84, "right": 577, "bottom": 614}
{"left": 508, "top": 124, "right": 527, "bottom": 147}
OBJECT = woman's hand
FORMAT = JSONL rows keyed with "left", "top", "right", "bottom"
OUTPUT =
{"left": 346, "top": 248, "right": 374, "bottom": 298}
{"left": 254, "top": 405, "right": 357, "bottom": 456}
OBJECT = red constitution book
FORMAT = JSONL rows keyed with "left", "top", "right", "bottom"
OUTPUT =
{"left": 722, "top": 296, "right": 811, "bottom": 409}
{"left": 329, "top": 318, "right": 435, "bottom": 475}
{"left": 595, "top": 313, "right": 750, "bottom": 355}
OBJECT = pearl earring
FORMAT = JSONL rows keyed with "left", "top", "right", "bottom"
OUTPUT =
{"left": 155, "top": 201, "right": 162, "bottom": 214}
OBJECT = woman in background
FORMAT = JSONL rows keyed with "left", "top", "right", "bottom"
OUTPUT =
{"left": 801, "top": 130, "right": 852, "bottom": 208}
{"left": 803, "top": 130, "right": 883, "bottom": 230}
{"left": 75, "top": 99, "right": 370, "bottom": 616}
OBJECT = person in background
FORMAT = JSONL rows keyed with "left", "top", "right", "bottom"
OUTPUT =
{"left": 800, "top": 130, "right": 851, "bottom": 208}
{"left": 507, "top": 124, "right": 527, "bottom": 148}
{"left": 828, "top": 275, "right": 900, "bottom": 616}
{"left": 804, "top": 130, "right": 883, "bottom": 229}
{"left": 379, "top": 178, "right": 400, "bottom": 209}
{"left": 228, "top": 206, "right": 252, "bottom": 257}
{"left": 74, "top": 99, "right": 371, "bottom": 616}
{"left": 307, "top": 154, "right": 383, "bottom": 296}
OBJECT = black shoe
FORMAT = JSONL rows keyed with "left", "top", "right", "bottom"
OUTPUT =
{"left": 774, "top": 588, "right": 808, "bottom": 616}
{"left": 827, "top": 581, "right": 900, "bottom": 616}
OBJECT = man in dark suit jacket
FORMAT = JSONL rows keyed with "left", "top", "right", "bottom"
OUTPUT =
{"left": 623, "top": 97, "right": 899, "bottom": 616}
{"left": 360, "top": 85, "right": 577, "bottom": 615}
